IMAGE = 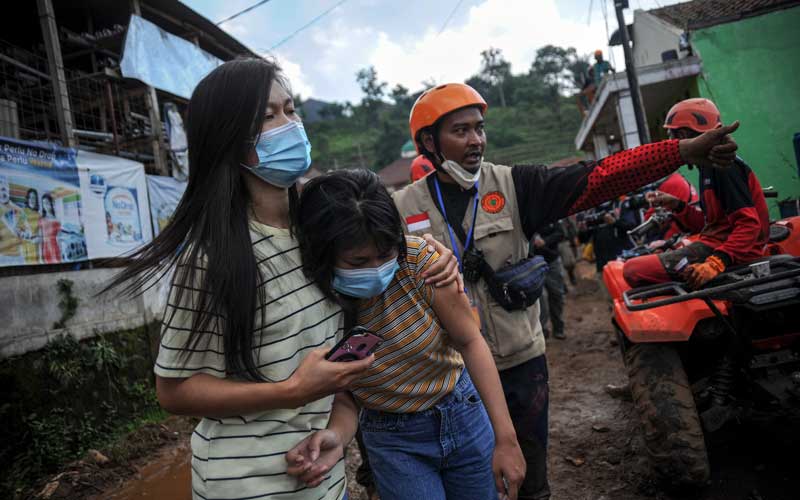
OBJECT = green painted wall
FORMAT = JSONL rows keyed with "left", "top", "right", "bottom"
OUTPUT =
{"left": 692, "top": 7, "right": 800, "bottom": 217}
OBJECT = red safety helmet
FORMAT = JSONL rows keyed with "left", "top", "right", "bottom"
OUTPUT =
{"left": 409, "top": 83, "right": 487, "bottom": 153}
{"left": 663, "top": 98, "right": 722, "bottom": 133}
{"left": 410, "top": 155, "right": 434, "bottom": 182}
{"left": 657, "top": 173, "right": 698, "bottom": 204}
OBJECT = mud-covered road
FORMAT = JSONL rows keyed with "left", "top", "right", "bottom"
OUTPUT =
{"left": 35, "top": 264, "right": 799, "bottom": 500}
{"left": 537, "top": 265, "right": 799, "bottom": 500}
{"left": 347, "top": 262, "right": 800, "bottom": 500}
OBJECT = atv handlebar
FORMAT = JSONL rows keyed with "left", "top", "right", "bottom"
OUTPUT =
{"left": 627, "top": 209, "right": 672, "bottom": 245}
{"left": 622, "top": 257, "right": 800, "bottom": 311}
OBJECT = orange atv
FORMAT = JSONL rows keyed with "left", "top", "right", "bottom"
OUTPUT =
{"left": 603, "top": 215, "right": 800, "bottom": 488}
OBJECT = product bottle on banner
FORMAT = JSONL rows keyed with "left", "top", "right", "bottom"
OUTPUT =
{"left": 104, "top": 187, "right": 143, "bottom": 244}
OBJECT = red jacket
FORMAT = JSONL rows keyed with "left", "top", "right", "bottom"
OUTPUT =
{"left": 697, "top": 158, "right": 769, "bottom": 265}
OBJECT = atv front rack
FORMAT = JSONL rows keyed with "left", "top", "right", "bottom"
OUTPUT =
{"left": 623, "top": 256, "right": 800, "bottom": 311}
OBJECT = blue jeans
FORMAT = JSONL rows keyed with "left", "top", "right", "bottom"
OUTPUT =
{"left": 359, "top": 370, "right": 498, "bottom": 500}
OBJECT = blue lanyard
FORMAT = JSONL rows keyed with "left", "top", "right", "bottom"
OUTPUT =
{"left": 433, "top": 177, "right": 480, "bottom": 272}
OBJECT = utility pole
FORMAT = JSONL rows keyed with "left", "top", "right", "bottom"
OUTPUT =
{"left": 614, "top": 0, "right": 650, "bottom": 144}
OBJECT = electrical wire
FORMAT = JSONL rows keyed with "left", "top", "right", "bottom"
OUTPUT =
{"left": 216, "top": 0, "right": 274, "bottom": 26}
{"left": 437, "top": 0, "right": 466, "bottom": 35}
{"left": 587, "top": 0, "right": 594, "bottom": 25}
{"left": 269, "top": 0, "right": 349, "bottom": 50}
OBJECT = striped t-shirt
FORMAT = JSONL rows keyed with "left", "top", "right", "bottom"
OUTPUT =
{"left": 351, "top": 236, "right": 465, "bottom": 413}
{"left": 155, "top": 221, "right": 346, "bottom": 500}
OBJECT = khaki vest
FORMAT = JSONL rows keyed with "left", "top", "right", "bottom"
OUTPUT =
{"left": 392, "top": 162, "right": 545, "bottom": 371}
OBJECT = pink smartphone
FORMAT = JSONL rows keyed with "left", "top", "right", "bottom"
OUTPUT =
{"left": 325, "top": 326, "right": 383, "bottom": 362}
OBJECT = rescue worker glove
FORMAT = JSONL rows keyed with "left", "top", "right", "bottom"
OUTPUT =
{"left": 683, "top": 255, "right": 726, "bottom": 289}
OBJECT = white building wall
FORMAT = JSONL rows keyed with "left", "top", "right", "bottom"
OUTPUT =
{"left": 631, "top": 11, "right": 684, "bottom": 68}
{"left": 592, "top": 134, "right": 610, "bottom": 159}
{"left": 0, "top": 268, "right": 168, "bottom": 358}
{"left": 616, "top": 89, "right": 643, "bottom": 149}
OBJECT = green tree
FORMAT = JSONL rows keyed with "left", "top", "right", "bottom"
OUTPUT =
{"left": 465, "top": 74, "right": 495, "bottom": 105}
{"left": 389, "top": 84, "right": 412, "bottom": 106}
{"left": 531, "top": 45, "right": 578, "bottom": 91}
{"left": 356, "top": 66, "right": 387, "bottom": 122}
{"left": 374, "top": 119, "right": 406, "bottom": 170}
{"left": 389, "top": 84, "right": 415, "bottom": 120}
{"left": 319, "top": 102, "right": 345, "bottom": 120}
{"left": 567, "top": 54, "right": 592, "bottom": 90}
{"left": 480, "top": 47, "right": 511, "bottom": 107}
{"left": 530, "top": 45, "right": 582, "bottom": 130}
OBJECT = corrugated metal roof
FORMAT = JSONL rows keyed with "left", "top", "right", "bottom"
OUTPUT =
{"left": 649, "top": 0, "right": 800, "bottom": 30}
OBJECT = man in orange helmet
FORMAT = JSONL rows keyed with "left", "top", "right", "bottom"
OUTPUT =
{"left": 392, "top": 84, "right": 739, "bottom": 500}
{"left": 623, "top": 98, "right": 770, "bottom": 289}
{"left": 592, "top": 49, "right": 614, "bottom": 87}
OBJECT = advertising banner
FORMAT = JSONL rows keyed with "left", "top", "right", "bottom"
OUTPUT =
{"left": 0, "top": 136, "right": 152, "bottom": 267}
{"left": 77, "top": 149, "right": 153, "bottom": 260}
{"left": 146, "top": 175, "right": 186, "bottom": 236}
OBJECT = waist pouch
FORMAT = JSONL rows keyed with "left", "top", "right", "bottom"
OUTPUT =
{"left": 480, "top": 255, "right": 549, "bottom": 311}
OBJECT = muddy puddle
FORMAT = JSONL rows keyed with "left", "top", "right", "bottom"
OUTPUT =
{"left": 102, "top": 445, "right": 191, "bottom": 500}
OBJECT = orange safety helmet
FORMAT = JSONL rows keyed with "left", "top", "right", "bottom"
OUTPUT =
{"left": 663, "top": 98, "right": 722, "bottom": 133}
{"left": 410, "top": 155, "right": 434, "bottom": 182}
{"left": 594, "top": 49, "right": 603, "bottom": 57}
{"left": 409, "top": 83, "right": 487, "bottom": 153}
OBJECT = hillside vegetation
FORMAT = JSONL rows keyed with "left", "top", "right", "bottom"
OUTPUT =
{"left": 300, "top": 45, "right": 590, "bottom": 172}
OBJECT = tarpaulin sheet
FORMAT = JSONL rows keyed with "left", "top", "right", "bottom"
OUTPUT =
{"left": 121, "top": 14, "right": 222, "bottom": 99}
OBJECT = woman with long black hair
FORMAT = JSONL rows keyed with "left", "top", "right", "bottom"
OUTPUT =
{"left": 106, "top": 58, "right": 459, "bottom": 500}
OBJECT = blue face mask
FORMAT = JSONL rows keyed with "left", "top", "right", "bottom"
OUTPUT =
{"left": 245, "top": 121, "right": 312, "bottom": 188}
{"left": 333, "top": 258, "right": 400, "bottom": 299}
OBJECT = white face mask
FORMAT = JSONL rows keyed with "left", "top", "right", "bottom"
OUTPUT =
{"left": 439, "top": 154, "right": 482, "bottom": 190}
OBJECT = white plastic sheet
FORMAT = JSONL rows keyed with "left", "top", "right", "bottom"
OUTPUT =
{"left": 121, "top": 14, "right": 222, "bottom": 99}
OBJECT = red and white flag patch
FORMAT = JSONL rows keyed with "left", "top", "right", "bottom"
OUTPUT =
{"left": 406, "top": 212, "right": 431, "bottom": 232}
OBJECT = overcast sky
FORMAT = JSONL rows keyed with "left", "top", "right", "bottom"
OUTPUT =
{"left": 183, "top": 0, "right": 685, "bottom": 103}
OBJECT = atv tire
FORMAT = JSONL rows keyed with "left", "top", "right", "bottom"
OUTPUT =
{"left": 626, "top": 343, "right": 710, "bottom": 489}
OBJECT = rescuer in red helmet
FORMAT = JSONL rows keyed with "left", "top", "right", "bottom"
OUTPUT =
{"left": 644, "top": 172, "right": 704, "bottom": 240}
{"left": 623, "top": 98, "right": 770, "bottom": 289}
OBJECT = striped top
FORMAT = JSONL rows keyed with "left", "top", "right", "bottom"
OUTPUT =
{"left": 352, "top": 236, "right": 464, "bottom": 413}
{"left": 155, "top": 221, "right": 346, "bottom": 500}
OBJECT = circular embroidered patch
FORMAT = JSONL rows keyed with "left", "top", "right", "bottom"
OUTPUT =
{"left": 481, "top": 191, "right": 506, "bottom": 214}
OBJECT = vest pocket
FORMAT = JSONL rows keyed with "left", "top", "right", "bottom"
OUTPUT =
{"left": 483, "top": 297, "right": 536, "bottom": 357}
{"left": 473, "top": 216, "right": 514, "bottom": 240}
